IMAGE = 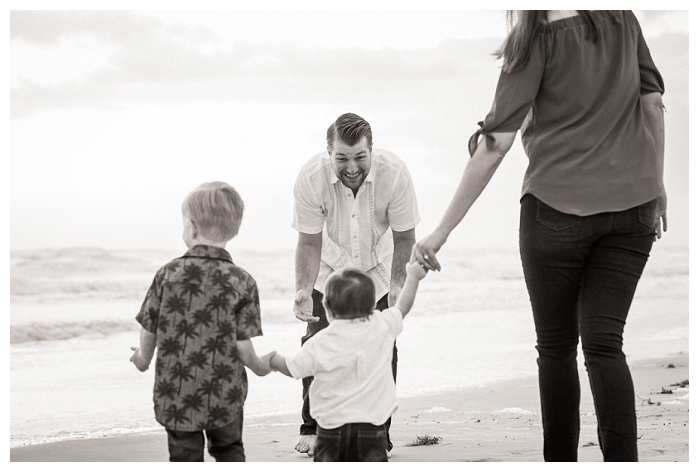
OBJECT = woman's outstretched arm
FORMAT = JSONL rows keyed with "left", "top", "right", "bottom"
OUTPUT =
{"left": 413, "top": 131, "right": 517, "bottom": 271}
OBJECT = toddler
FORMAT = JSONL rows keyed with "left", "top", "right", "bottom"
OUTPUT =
{"left": 269, "top": 261, "right": 427, "bottom": 461}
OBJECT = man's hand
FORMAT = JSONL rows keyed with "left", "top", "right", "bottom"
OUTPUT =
{"left": 294, "top": 290, "right": 319, "bottom": 323}
{"left": 130, "top": 347, "right": 150, "bottom": 372}
{"left": 655, "top": 188, "right": 668, "bottom": 241}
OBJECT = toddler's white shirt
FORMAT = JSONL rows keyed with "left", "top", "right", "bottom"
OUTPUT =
{"left": 286, "top": 307, "right": 403, "bottom": 429}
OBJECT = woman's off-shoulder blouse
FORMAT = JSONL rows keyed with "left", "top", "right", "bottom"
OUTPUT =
{"left": 471, "top": 10, "right": 664, "bottom": 215}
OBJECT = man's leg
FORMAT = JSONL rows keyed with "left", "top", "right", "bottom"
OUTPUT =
{"left": 296, "top": 289, "right": 329, "bottom": 455}
{"left": 374, "top": 295, "right": 397, "bottom": 453}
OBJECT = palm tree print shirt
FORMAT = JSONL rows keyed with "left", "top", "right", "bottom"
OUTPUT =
{"left": 136, "top": 245, "right": 263, "bottom": 431}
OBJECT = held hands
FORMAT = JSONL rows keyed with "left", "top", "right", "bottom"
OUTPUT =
{"left": 256, "top": 351, "right": 277, "bottom": 376}
{"left": 130, "top": 347, "right": 150, "bottom": 372}
{"left": 294, "top": 290, "right": 319, "bottom": 323}
{"left": 412, "top": 230, "right": 447, "bottom": 272}
{"left": 406, "top": 261, "right": 428, "bottom": 281}
{"left": 654, "top": 189, "right": 668, "bottom": 241}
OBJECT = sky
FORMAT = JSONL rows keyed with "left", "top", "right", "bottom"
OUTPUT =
{"left": 9, "top": 8, "right": 691, "bottom": 253}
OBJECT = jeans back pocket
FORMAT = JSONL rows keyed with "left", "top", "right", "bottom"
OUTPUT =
{"left": 637, "top": 199, "right": 658, "bottom": 228}
{"left": 536, "top": 200, "right": 582, "bottom": 231}
{"left": 314, "top": 429, "right": 342, "bottom": 462}
{"left": 357, "top": 429, "right": 388, "bottom": 462}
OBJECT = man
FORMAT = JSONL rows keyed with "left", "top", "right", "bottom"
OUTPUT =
{"left": 291, "top": 113, "right": 420, "bottom": 457}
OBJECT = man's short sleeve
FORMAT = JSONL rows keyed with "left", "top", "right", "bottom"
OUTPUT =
{"left": 292, "top": 170, "right": 325, "bottom": 234}
{"left": 135, "top": 271, "right": 163, "bottom": 334}
{"left": 387, "top": 167, "right": 420, "bottom": 232}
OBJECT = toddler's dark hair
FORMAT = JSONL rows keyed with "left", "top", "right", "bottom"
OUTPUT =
{"left": 323, "top": 268, "right": 375, "bottom": 319}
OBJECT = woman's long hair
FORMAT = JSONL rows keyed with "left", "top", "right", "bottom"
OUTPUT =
{"left": 495, "top": 10, "right": 600, "bottom": 73}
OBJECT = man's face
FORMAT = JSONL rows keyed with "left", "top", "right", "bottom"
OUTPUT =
{"left": 329, "top": 136, "right": 372, "bottom": 192}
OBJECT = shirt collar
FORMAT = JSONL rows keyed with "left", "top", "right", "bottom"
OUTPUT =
{"left": 182, "top": 245, "right": 233, "bottom": 263}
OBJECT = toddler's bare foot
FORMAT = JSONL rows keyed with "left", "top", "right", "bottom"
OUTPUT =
{"left": 295, "top": 434, "right": 316, "bottom": 457}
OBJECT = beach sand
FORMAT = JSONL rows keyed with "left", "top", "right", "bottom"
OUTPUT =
{"left": 10, "top": 352, "right": 688, "bottom": 462}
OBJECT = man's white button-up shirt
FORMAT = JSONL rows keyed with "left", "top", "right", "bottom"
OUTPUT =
{"left": 292, "top": 148, "right": 420, "bottom": 300}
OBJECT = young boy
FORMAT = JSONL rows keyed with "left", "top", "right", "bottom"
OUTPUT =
{"left": 269, "top": 261, "right": 427, "bottom": 462}
{"left": 130, "top": 181, "right": 274, "bottom": 462}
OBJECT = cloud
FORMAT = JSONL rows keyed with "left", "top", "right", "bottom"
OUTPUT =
{"left": 10, "top": 10, "right": 220, "bottom": 47}
{"left": 10, "top": 10, "right": 688, "bottom": 127}
{"left": 11, "top": 23, "right": 502, "bottom": 118}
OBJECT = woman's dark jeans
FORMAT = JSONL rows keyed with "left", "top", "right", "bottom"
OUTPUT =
{"left": 519, "top": 194, "right": 656, "bottom": 462}
{"left": 314, "top": 423, "right": 388, "bottom": 462}
{"left": 165, "top": 409, "right": 245, "bottom": 461}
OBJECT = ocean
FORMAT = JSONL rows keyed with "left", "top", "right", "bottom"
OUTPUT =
{"left": 10, "top": 245, "right": 689, "bottom": 448}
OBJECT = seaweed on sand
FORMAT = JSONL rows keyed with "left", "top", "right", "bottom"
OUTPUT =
{"left": 408, "top": 435, "right": 442, "bottom": 446}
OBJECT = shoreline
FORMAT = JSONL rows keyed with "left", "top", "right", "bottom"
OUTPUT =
{"left": 10, "top": 352, "right": 689, "bottom": 462}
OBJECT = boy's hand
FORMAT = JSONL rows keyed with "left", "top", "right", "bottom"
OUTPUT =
{"left": 256, "top": 351, "right": 276, "bottom": 376}
{"left": 406, "top": 261, "right": 428, "bottom": 281}
{"left": 130, "top": 347, "right": 150, "bottom": 372}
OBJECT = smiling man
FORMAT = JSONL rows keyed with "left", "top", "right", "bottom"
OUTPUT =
{"left": 291, "top": 113, "right": 420, "bottom": 457}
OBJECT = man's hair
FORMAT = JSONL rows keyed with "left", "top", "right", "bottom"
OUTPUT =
{"left": 323, "top": 268, "right": 375, "bottom": 319}
{"left": 326, "top": 113, "right": 373, "bottom": 152}
{"left": 182, "top": 181, "right": 244, "bottom": 242}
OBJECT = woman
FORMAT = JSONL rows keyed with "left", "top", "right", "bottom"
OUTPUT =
{"left": 413, "top": 11, "right": 666, "bottom": 461}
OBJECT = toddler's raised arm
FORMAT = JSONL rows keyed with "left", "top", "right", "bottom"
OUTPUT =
{"left": 395, "top": 261, "right": 428, "bottom": 318}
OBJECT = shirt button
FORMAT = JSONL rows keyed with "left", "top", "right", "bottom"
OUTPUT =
{"left": 352, "top": 214, "right": 356, "bottom": 218}
{"left": 347, "top": 193, "right": 351, "bottom": 197}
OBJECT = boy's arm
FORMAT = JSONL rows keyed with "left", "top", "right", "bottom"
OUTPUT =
{"left": 394, "top": 261, "right": 427, "bottom": 318}
{"left": 130, "top": 328, "right": 156, "bottom": 372}
{"left": 269, "top": 353, "right": 293, "bottom": 377}
{"left": 235, "top": 339, "right": 273, "bottom": 376}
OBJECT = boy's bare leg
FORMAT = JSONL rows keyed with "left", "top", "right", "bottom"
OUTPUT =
{"left": 295, "top": 435, "right": 316, "bottom": 456}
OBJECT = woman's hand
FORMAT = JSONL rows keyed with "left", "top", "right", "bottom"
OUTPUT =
{"left": 412, "top": 230, "right": 448, "bottom": 272}
{"left": 655, "top": 188, "right": 668, "bottom": 240}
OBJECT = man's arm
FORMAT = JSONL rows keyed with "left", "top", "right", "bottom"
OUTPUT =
{"left": 294, "top": 231, "right": 322, "bottom": 322}
{"left": 389, "top": 228, "right": 415, "bottom": 307}
{"left": 641, "top": 91, "right": 667, "bottom": 239}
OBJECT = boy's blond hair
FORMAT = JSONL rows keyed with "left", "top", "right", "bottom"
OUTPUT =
{"left": 182, "top": 182, "right": 244, "bottom": 242}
